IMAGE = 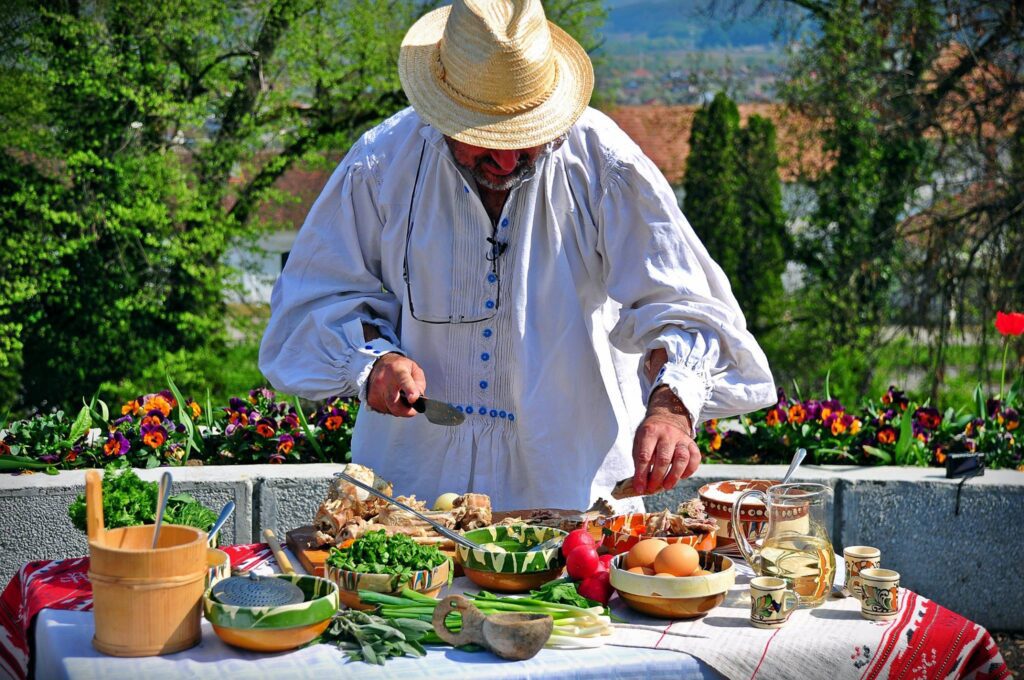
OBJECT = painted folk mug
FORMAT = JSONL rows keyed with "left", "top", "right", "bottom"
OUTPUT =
{"left": 843, "top": 545, "right": 881, "bottom": 600}
{"left": 859, "top": 568, "right": 900, "bottom": 621}
{"left": 749, "top": 576, "right": 799, "bottom": 628}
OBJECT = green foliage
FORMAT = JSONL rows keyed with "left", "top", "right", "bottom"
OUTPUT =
{"left": 684, "top": 92, "right": 787, "bottom": 334}
{"left": 67, "top": 462, "right": 216, "bottom": 533}
{"left": 326, "top": 531, "right": 448, "bottom": 587}
{"left": 0, "top": 0, "right": 608, "bottom": 414}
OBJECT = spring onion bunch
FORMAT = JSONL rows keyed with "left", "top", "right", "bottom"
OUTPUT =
{"left": 358, "top": 587, "right": 614, "bottom": 649}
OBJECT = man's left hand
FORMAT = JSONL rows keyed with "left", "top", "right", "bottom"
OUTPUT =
{"left": 632, "top": 386, "right": 702, "bottom": 494}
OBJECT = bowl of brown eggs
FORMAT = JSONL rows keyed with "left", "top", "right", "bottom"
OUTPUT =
{"left": 609, "top": 538, "right": 735, "bottom": 619}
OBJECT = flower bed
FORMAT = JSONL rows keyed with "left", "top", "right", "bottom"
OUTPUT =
{"left": 697, "top": 379, "right": 1022, "bottom": 471}
{"left": 0, "top": 386, "right": 357, "bottom": 472}
{"left": 1, "top": 377, "right": 1021, "bottom": 474}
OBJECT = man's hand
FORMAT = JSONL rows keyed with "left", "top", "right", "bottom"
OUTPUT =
{"left": 365, "top": 353, "right": 427, "bottom": 417}
{"left": 632, "top": 386, "right": 702, "bottom": 494}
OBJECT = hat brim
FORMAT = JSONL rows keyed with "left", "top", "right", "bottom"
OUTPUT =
{"left": 398, "top": 5, "right": 594, "bottom": 150}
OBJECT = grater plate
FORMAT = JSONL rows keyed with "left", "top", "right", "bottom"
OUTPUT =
{"left": 211, "top": 573, "right": 305, "bottom": 607}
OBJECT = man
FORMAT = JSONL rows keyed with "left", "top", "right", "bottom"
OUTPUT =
{"left": 259, "top": 0, "right": 776, "bottom": 511}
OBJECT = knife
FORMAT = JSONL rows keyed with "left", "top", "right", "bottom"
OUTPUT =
{"left": 401, "top": 394, "right": 466, "bottom": 426}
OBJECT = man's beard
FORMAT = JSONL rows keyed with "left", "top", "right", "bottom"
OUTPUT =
{"left": 467, "top": 154, "right": 539, "bottom": 191}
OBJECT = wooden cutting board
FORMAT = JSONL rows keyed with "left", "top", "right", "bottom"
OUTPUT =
{"left": 284, "top": 526, "right": 462, "bottom": 577}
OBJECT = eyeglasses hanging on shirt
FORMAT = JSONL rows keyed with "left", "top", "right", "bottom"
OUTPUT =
{"left": 403, "top": 140, "right": 508, "bottom": 324}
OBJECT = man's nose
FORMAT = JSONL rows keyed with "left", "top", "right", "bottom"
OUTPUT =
{"left": 489, "top": 149, "right": 519, "bottom": 173}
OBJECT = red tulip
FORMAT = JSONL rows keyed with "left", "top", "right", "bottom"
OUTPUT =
{"left": 995, "top": 311, "right": 1024, "bottom": 336}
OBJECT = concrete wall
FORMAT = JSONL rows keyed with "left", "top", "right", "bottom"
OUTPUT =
{"left": 2, "top": 463, "right": 1021, "bottom": 630}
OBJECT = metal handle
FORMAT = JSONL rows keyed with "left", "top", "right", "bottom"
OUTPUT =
{"left": 152, "top": 471, "right": 172, "bottom": 549}
{"left": 208, "top": 501, "right": 235, "bottom": 541}
{"left": 333, "top": 471, "right": 484, "bottom": 551}
{"left": 782, "top": 448, "right": 807, "bottom": 485}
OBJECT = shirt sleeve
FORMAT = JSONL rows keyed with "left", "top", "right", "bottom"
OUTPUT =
{"left": 258, "top": 141, "right": 405, "bottom": 400}
{"left": 597, "top": 150, "right": 777, "bottom": 425}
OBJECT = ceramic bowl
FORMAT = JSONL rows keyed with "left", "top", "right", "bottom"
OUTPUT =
{"left": 588, "top": 513, "right": 717, "bottom": 556}
{"left": 206, "top": 548, "right": 231, "bottom": 588}
{"left": 609, "top": 551, "right": 735, "bottom": 619}
{"left": 698, "top": 479, "right": 780, "bottom": 550}
{"left": 455, "top": 524, "right": 567, "bottom": 593}
{"left": 325, "top": 558, "right": 451, "bottom": 610}
{"left": 203, "top": 574, "right": 339, "bottom": 652}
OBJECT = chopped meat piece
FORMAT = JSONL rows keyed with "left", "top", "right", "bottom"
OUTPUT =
{"left": 675, "top": 498, "right": 708, "bottom": 520}
{"left": 452, "top": 493, "right": 492, "bottom": 530}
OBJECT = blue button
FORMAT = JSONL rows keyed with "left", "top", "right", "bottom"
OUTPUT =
{"left": 485, "top": 300, "right": 495, "bottom": 309}
{"left": 479, "top": 406, "right": 487, "bottom": 414}
{"left": 364, "top": 344, "right": 372, "bottom": 350}
{"left": 481, "top": 352, "right": 490, "bottom": 361}
{"left": 508, "top": 413, "right": 515, "bottom": 422}
{"left": 501, "top": 218, "right": 509, "bottom": 227}
{"left": 455, "top": 405, "right": 464, "bottom": 413}
{"left": 499, "top": 410, "right": 507, "bottom": 418}
{"left": 489, "top": 409, "right": 498, "bottom": 417}
{"left": 487, "top": 273, "right": 497, "bottom": 283}
{"left": 464, "top": 186, "right": 469, "bottom": 193}
{"left": 483, "top": 328, "right": 492, "bottom": 338}
{"left": 479, "top": 381, "right": 488, "bottom": 389}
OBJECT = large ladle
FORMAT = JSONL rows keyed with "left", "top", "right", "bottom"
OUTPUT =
{"left": 333, "top": 472, "right": 488, "bottom": 551}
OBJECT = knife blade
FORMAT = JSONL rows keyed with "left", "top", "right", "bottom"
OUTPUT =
{"left": 403, "top": 395, "right": 466, "bottom": 426}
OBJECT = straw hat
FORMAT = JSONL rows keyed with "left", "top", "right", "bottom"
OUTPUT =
{"left": 398, "top": 0, "right": 594, "bottom": 150}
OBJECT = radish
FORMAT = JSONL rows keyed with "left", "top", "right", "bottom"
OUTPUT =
{"left": 565, "top": 544, "right": 601, "bottom": 580}
{"left": 578, "top": 570, "right": 613, "bottom": 605}
{"left": 561, "top": 528, "right": 596, "bottom": 559}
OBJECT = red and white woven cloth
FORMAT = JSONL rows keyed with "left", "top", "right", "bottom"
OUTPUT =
{"left": 610, "top": 580, "right": 1010, "bottom": 680}
{"left": 0, "top": 544, "right": 274, "bottom": 680}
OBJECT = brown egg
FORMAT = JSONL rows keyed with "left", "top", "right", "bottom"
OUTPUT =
{"left": 627, "top": 566, "right": 655, "bottom": 575}
{"left": 625, "top": 539, "right": 669, "bottom": 570}
{"left": 691, "top": 568, "right": 714, "bottom": 576}
{"left": 654, "top": 572, "right": 677, "bottom": 578}
{"left": 652, "top": 543, "right": 699, "bottom": 577}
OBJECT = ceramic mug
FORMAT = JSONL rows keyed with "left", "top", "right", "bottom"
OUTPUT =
{"left": 843, "top": 545, "right": 881, "bottom": 600}
{"left": 749, "top": 576, "right": 799, "bottom": 628}
{"left": 206, "top": 548, "right": 231, "bottom": 588}
{"left": 859, "top": 568, "right": 900, "bottom": 621}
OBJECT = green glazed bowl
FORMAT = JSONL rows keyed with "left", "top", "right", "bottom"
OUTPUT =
{"left": 456, "top": 524, "right": 567, "bottom": 574}
{"left": 204, "top": 574, "right": 339, "bottom": 632}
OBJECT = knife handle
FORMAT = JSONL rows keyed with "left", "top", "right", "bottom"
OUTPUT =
{"left": 400, "top": 392, "right": 427, "bottom": 414}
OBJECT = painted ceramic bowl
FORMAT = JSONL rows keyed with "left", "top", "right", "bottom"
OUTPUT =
{"left": 698, "top": 479, "right": 780, "bottom": 550}
{"left": 609, "top": 551, "right": 735, "bottom": 619}
{"left": 455, "top": 524, "right": 567, "bottom": 593}
{"left": 325, "top": 558, "right": 451, "bottom": 611}
{"left": 588, "top": 513, "right": 717, "bottom": 556}
{"left": 204, "top": 574, "right": 339, "bottom": 652}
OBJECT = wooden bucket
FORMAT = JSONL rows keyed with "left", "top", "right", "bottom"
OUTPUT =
{"left": 85, "top": 470, "right": 209, "bottom": 657}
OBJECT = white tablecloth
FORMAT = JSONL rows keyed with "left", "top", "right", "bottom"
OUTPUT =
{"left": 34, "top": 609, "right": 718, "bottom": 679}
{"left": 33, "top": 546, "right": 721, "bottom": 680}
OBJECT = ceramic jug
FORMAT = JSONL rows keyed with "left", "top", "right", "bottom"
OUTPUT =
{"left": 732, "top": 483, "right": 836, "bottom": 607}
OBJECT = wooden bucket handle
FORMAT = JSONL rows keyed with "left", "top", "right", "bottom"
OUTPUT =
{"left": 86, "top": 469, "right": 104, "bottom": 543}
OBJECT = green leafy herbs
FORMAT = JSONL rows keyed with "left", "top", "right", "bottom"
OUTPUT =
{"left": 68, "top": 463, "right": 217, "bottom": 533}
{"left": 316, "top": 609, "right": 435, "bottom": 665}
{"left": 529, "top": 577, "right": 603, "bottom": 610}
{"left": 326, "top": 531, "right": 448, "bottom": 588}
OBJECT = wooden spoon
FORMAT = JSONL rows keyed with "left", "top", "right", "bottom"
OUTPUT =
{"left": 431, "top": 594, "right": 552, "bottom": 661}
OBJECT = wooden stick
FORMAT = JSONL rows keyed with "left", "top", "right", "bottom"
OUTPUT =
{"left": 85, "top": 470, "right": 104, "bottom": 543}
{"left": 263, "top": 528, "right": 296, "bottom": 575}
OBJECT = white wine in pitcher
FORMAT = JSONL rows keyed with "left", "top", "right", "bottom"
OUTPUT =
{"left": 759, "top": 534, "right": 836, "bottom": 607}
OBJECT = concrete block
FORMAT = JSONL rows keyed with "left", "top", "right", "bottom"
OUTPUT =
{"left": 837, "top": 467, "right": 1024, "bottom": 630}
{"left": 255, "top": 463, "right": 348, "bottom": 539}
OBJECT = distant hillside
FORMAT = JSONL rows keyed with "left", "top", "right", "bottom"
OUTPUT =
{"left": 601, "top": 0, "right": 782, "bottom": 50}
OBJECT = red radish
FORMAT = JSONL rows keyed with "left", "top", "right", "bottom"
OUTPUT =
{"left": 598, "top": 553, "right": 614, "bottom": 571}
{"left": 565, "top": 544, "right": 601, "bottom": 580}
{"left": 561, "top": 528, "right": 596, "bottom": 558}
{"left": 578, "top": 570, "right": 613, "bottom": 605}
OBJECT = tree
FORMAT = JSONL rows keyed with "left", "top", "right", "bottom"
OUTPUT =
{"left": 684, "top": 92, "right": 744, "bottom": 287}
{"left": 683, "top": 92, "right": 787, "bottom": 335}
{"left": 735, "top": 114, "right": 787, "bottom": 334}
{"left": 0, "top": 0, "right": 607, "bottom": 412}
{"left": 761, "top": 0, "right": 1023, "bottom": 399}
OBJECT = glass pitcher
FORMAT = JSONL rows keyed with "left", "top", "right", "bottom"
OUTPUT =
{"left": 731, "top": 483, "right": 836, "bottom": 607}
